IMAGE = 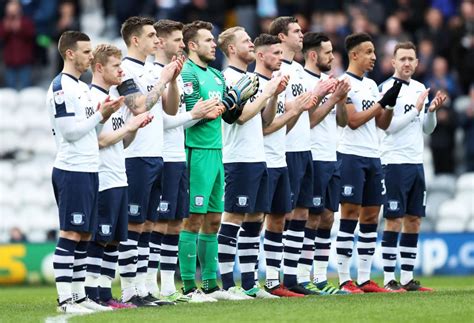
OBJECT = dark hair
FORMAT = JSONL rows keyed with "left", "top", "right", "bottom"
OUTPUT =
{"left": 302, "top": 32, "right": 330, "bottom": 55}
{"left": 393, "top": 41, "right": 417, "bottom": 56}
{"left": 253, "top": 33, "right": 281, "bottom": 49}
{"left": 345, "top": 32, "right": 373, "bottom": 53}
{"left": 182, "top": 20, "right": 213, "bottom": 53}
{"left": 153, "top": 19, "right": 184, "bottom": 37}
{"left": 58, "top": 31, "right": 90, "bottom": 60}
{"left": 121, "top": 16, "right": 155, "bottom": 47}
{"left": 269, "top": 16, "right": 298, "bottom": 36}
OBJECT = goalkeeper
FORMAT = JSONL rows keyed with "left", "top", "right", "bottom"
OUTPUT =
{"left": 178, "top": 20, "right": 259, "bottom": 301}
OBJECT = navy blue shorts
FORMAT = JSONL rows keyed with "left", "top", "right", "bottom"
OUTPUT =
{"left": 94, "top": 186, "right": 128, "bottom": 242}
{"left": 125, "top": 157, "right": 164, "bottom": 223}
{"left": 383, "top": 164, "right": 426, "bottom": 218}
{"left": 338, "top": 152, "right": 385, "bottom": 206}
{"left": 309, "top": 160, "right": 341, "bottom": 214}
{"left": 286, "top": 151, "right": 314, "bottom": 209}
{"left": 267, "top": 167, "right": 292, "bottom": 215}
{"left": 159, "top": 162, "right": 189, "bottom": 220}
{"left": 52, "top": 168, "right": 98, "bottom": 233}
{"left": 224, "top": 162, "right": 269, "bottom": 213}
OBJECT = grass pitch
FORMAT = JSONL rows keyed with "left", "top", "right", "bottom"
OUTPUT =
{"left": 0, "top": 276, "right": 473, "bottom": 323}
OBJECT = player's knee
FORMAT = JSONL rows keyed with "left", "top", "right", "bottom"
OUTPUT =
{"left": 293, "top": 207, "right": 309, "bottom": 220}
{"left": 166, "top": 220, "right": 183, "bottom": 235}
{"left": 59, "top": 230, "right": 81, "bottom": 241}
{"left": 266, "top": 214, "right": 285, "bottom": 232}
{"left": 403, "top": 215, "right": 421, "bottom": 233}
{"left": 341, "top": 204, "right": 360, "bottom": 220}
{"left": 222, "top": 212, "right": 244, "bottom": 225}
{"left": 183, "top": 215, "right": 202, "bottom": 233}
{"left": 306, "top": 214, "right": 320, "bottom": 229}
{"left": 384, "top": 218, "right": 402, "bottom": 232}
{"left": 319, "top": 211, "right": 334, "bottom": 229}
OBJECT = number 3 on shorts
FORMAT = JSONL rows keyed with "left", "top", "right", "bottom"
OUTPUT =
{"left": 381, "top": 179, "right": 386, "bottom": 195}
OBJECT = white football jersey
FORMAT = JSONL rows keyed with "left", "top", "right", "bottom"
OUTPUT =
{"left": 307, "top": 71, "right": 338, "bottom": 161}
{"left": 259, "top": 73, "right": 287, "bottom": 168}
{"left": 337, "top": 72, "right": 381, "bottom": 158}
{"left": 280, "top": 59, "right": 311, "bottom": 152}
{"left": 152, "top": 62, "right": 186, "bottom": 162}
{"left": 110, "top": 57, "right": 163, "bottom": 158}
{"left": 222, "top": 66, "right": 266, "bottom": 163}
{"left": 380, "top": 77, "right": 429, "bottom": 164}
{"left": 47, "top": 73, "right": 100, "bottom": 172}
{"left": 90, "top": 85, "right": 128, "bottom": 191}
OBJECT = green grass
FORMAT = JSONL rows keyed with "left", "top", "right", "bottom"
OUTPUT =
{"left": 1, "top": 276, "right": 473, "bottom": 323}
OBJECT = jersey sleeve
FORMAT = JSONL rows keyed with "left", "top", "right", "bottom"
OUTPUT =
{"left": 53, "top": 78, "right": 76, "bottom": 118}
{"left": 181, "top": 68, "right": 201, "bottom": 112}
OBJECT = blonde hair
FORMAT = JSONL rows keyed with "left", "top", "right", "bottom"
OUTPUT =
{"left": 91, "top": 44, "right": 122, "bottom": 71}
{"left": 217, "top": 26, "right": 244, "bottom": 57}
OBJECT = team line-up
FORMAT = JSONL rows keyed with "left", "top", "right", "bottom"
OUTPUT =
{"left": 47, "top": 15, "right": 447, "bottom": 313}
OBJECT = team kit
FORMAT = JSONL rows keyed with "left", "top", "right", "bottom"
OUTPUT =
{"left": 46, "top": 15, "right": 446, "bottom": 313}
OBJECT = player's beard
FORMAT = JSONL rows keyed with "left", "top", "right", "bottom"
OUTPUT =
{"left": 316, "top": 58, "right": 331, "bottom": 73}
{"left": 198, "top": 52, "right": 214, "bottom": 64}
{"left": 74, "top": 59, "right": 89, "bottom": 74}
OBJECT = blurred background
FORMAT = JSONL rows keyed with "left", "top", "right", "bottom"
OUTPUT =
{"left": 0, "top": 0, "right": 472, "bottom": 284}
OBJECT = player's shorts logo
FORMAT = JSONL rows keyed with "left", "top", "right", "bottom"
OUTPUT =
{"left": 128, "top": 204, "right": 140, "bottom": 216}
{"left": 342, "top": 185, "right": 354, "bottom": 197}
{"left": 312, "top": 196, "right": 322, "bottom": 207}
{"left": 71, "top": 213, "right": 84, "bottom": 225}
{"left": 388, "top": 200, "right": 400, "bottom": 212}
{"left": 236, "top": 195, "right": 249, "bottom": 207}
{"left": 100, "top": 224, "right": 111, "bottom": 236}
{"left": 159, "top": 201, "right": 169, "bottom": 213}
{"left": 195, "top": 196, "right": 204, "bottom": 207}
{"left": 183, "top": 82, "right": 193, "bottom": 95}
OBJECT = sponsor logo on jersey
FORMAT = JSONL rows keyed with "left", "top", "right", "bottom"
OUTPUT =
{"left": 214, "top": 76, "right": 222, "bottom": 85}
{"left": 342, "top": 185, "right": 354, "bottom": 197}
{"left": 183, "top": 82, "right": 194, "bottom": 95}
{"left": 236, "top": 195, "right": 249, "bottom": 207}
{"left": 71, "top": 213, "right": 84, "bottom": 225}
{"left": 313, "top": 196, "right": 322, "bottom": 207}
{"left": 128, "top": 204, "right": 140, "bottom": 216}
{"left": 195, "top": 195, "right": 204, "bottom": 207}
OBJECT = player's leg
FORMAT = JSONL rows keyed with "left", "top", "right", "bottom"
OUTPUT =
{"left": 356, "top": 157, "right": 390, "bottom": 293}
{"left": 336, "top": 153, "right": 364, "bottom": 293}
{"left": 218, "top": 162, "right": 245, "bottom": 291}
{"left": 118, "top": 157, "right": 149, "bottom": 304}
{"left": 381, "top": 164, "right": 406, "bottom": 292}
{"left": 282, "top": 152, "right": 312, "bottom": 294}
{"left": 159, "top": 162, "right": 191, "bottom": 302}
{"left": 400, "top": 164, "right": 432, "bottom": 291}
{"left": 134, "top": 158, "right": 163, "bottom": 301}
{"left": 179, "top": 149, "right": 216, "bottom": 301}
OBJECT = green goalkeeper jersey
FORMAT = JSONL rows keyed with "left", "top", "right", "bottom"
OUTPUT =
{"left": 182, "top": 59, "right": 226, "bottom": 149}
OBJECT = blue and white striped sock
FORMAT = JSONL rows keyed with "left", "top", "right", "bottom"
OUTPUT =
{"left": 238, "top": 221, "right": 262, "bottom": 290}
{"left": 72, "top": 241, "right": 88, "bottom": 301}
{"left": 118, "top": 230, "right": 140, "bottom": 301}
{"left": 382, "top": 231, "right": 399, "bottom": 285}
{"left": 399, "top": 233, "right": 419, "bottom": 285}
{"left": 297, "top": 227, "right": 317, "bottom": 284}
{"left": 336, "top": 219, "right": 358, "bottom": 284}
{"left": 217, "top": 222, "right": 240, "bottom": 290}
{"left": 53, "top": 237, "right": 78, "bottom": 303}
{"left": 85, "top": 242, "right": 104, "bottom": 301}
{"left": 357, "top": 223, "right": 378, "bottom": 285}
{"left": 282, "top": 220, "right": 306, "bottom": 288}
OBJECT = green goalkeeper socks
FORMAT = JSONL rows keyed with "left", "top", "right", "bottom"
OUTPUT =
{"left": 198, "top": 233, "right": 218, "bottom": 292}
{"left": 178, "top": 230, "right": 198, "bottom": 293}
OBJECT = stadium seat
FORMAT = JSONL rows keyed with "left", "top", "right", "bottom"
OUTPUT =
{"left": 425, "top": 191, "right": 452, "bottom": 218}
{"left": 427, "top": 174, "right": 457, "bottom": 196}
{"left": 456, "top": 172, "right": 474, "bottom": 192}
{"left": 435, "top": 218, "right": 466, "bottom": 232}
{"left": 18, "top": 87, "right": 47, "bottom": 110}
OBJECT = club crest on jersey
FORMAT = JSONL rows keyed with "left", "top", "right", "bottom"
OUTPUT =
{"left": 214, "top": 76, "right": 222, "bottom": 85}
{"left": 71, "top": 213, "right": 84, "bottom": 225}
{"left": 195, "top": 196, "right": 204, "bottom": 207}
{"left": 100, "top": 224, "right": 111, "bottom": 236}
{"left": 183, "top": 82, "right": 193, "bottom": 95}
{"left": 388, "top": 200, "right": 400, "bottom": 212}
{"left": 54, "top": 90, "right": 65, "bottom": 104}
{"left": 159, "top": 201, "right": 169, "bottom": 213}
{"left": 342, "top": 185, "right": 354, "bottom": 197}
{"left": 128, "top": 204, "right": 140, "bottom": 216}
{"left": 236, "top": 196, "right": 249, "bottom": 207}
{"left": 313, "top": 196, "right": 322, "bottom": 207}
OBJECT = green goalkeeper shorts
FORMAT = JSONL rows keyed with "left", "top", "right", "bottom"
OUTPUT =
{"left": 186, "top": 148, "right": 224, "bottom": 214}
